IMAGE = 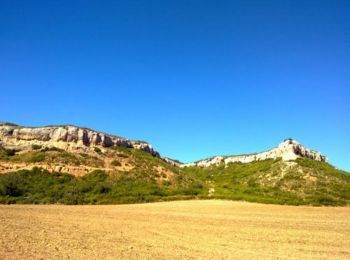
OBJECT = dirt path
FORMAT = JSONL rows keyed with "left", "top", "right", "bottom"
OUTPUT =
{"left": 1, "top": 200, "right": 349, "bottom": 259}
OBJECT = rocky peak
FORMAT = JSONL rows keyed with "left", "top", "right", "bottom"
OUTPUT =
{"left": 182, "top": 139, "right": 327, "bottom": 168}
{"left": 277, "top": 139, "right": 327, "bottom": 162}
{"left": 0, "top": 123, "right": 160, "bottom": 157}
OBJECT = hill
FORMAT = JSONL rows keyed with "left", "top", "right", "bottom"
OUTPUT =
{"left": 184, "top": 158, "right": 350, "bottom": 206}
{"left": 0, "top": 123, "right": 349, "bottom": 205}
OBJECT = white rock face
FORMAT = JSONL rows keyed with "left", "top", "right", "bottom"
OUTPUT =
{"left": 0, "top": 124, "right": 328, "bottom": 168}
{"left": 0, "top": 124, "right": 160, "bottom": 157}
{"left": 162, "top": 157, "right": 183, "bottom": 167}
{"left": 182, "top": 139, "right": 327, "bottom": 168}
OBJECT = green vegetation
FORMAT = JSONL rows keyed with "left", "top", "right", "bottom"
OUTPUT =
{"left": 27, "top": 152, "right": 46, "bottom": 163}
{"left": 0, "top": 146, "right": 104, "bottom": 167}
{"left": 0, "top": 122, "right": 18, "bottom": 126}
{"left": 184, "top": 158, "right": 350, "bottom": 206}
{"left": 111, "top": 160, "right": 122, "bottom": 167}
{"left": 0, "top": 143, "right": 349, "bottom": 206}
{"left": 116, "top": 153, "right": 129, "bottom": 158}
{"left": 0, "top": 167, "right": 205, "bottom": 204}
{"left": 31, "top": 144, "right": 42, "bottom": 150}
{"left": 0, "top": 146, "right": 17, "bottom": 157}
{"left": 94, "top": 147, "right": 102, "bottom": 154}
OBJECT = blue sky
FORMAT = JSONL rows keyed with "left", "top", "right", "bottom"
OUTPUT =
{"left": 0, "top": 1, "right": 349, "bottom": 171}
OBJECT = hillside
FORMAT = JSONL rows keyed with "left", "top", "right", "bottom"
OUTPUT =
{"left": 0, "top": 123, "right": 349, "bottom": 205}
{"left": 0, "top": 123, "right": 182, "bottom": 176}
{"left": 184, "top": 158, "right": 350, "bottom": 206}
{"left": 0, "top": 123, "right": 204, "bottom": 204}
{"left": 0, "top": 144, "right": 202, "bottom": 204}
{"left": 0, "top": 150, "right": 205, "bottom": 204}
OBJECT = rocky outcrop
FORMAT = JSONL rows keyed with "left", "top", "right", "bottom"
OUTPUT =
{"left": 0, "top": 123, "right": 159, "bottom": 157}
{"left": 0, "top": 123, "right": 329, "bottom": 169}
{"left": 183, "top": 139, "right": 327, "bottom": 168}
{"left": 162, "top": 157, "right": 183, "bottom": 167}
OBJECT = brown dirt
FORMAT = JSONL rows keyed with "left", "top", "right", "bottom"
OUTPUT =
{"left": 1, "top": 200, "right": 349, "bottom": 259}
{"left": 0, "top": 162, "right": 103, "bottom": 177}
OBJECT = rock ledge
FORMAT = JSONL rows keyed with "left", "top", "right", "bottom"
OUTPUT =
{"left": 0, "top": 124, "right": 159, "bottom": 157}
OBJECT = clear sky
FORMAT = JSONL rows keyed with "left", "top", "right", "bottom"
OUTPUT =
{"left": 0, "top": 1, "right": 349, "bottom": 171}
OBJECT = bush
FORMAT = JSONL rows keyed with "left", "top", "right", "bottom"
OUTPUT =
{"left": 42, "top": 146, "right": 63, "bottom": 152}
{"left": 111, "top": 160, "right": 122, "bottom": 167}
{"left": 162, "top": 180, "right": 172, "bottom": 186}
{"left": 83, "top": 170, "right": 108, "bottom": 182}
{"left": 5, "top": 149, "right": 16, "bottom": 156}
{"left": 182, "top": 182, "right": 204, "bottom": 196}
{"left": 94, "top": 182, "right": 111, "bottom": 194}
{"left": 31, "top": 144, "right": 42, "bottom": 150}
{"left": 28, "top": 153, "right": 45, "bottom": 163}
{"left": 0, "top": 174, "right": 25, "bottom": 197}
{"left": 117, "top": 153, "right": 129, "bottom": 158}
{"left": 94, "top": 147, "right": 102, "bottom": 154}
{"left": 79, "top": 153, "right": 88, "bottom": 158}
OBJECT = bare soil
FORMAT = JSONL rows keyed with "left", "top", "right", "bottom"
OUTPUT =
{"left": 1, "top": 200, "right": 349, "bottom": 259}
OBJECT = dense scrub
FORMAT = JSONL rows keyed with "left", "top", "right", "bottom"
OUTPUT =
{"left": 0, "top": 147, "right": 349, "bottom": 206}
{"left": 0, "top": 167, "right": 205, "bottom": 204}
{"left": 0, "top": 146, "right": 104, "bottom": 167}
{"left": 184, "top": 158, "right": 350, "bottom": 206}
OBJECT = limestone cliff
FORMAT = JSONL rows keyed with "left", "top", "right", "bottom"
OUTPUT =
{"left": 183, "top": 139, "right": 327, "bottom": 168}
{"left": 0, "top": 123, "right": 159, "bottom": 157}
{"left": 0, "top": 123, "right": 328, "bottom": 169}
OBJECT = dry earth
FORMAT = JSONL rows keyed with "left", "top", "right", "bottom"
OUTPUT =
{"left": 1, "top": 200, "right": 349, "bottom": 259}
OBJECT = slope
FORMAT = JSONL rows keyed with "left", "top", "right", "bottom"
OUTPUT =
{"left": 184, "top": 158, "right": 350, "bottom": 205}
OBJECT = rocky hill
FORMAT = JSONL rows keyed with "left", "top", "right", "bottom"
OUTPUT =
{"left": 0, "top": 123, "right": 349, "bottom": 206}
{"left": 0, "top": 123, "right": 159, "bottom": 156}
{"left": 183, "top": 139, "right": 327, "bottom": 167}
{"left": 0, "top": 123, "right": 328, "bottom": 171}
{"left": 0, "top": 123, "right": 168, "bottom": 176}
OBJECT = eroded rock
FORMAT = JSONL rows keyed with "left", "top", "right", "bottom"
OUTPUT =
{"left": 182, "top": 139, "right": 328, "bottom": 168}
{"left": 0, "top": 124, "right": 159, "bottom": 157}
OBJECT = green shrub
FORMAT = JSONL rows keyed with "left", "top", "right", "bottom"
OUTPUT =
{"left": 28, "top": 153, "right": 45, "bottom": 163}
{"left": 0, "top": 174, "right": 25, "bottom": 197}
{"left": 111, "top": 160, "right": 122, "bottom": 167}
{"left": 162, "top": 180, "right": 172, "bottom": 186}
{"left": 5, "top": 149, "right": 16, "bottom": 156}
{"left": 83, "top": 170, "right": 108, "bottom": 182}
{"left": 31, "top": 144, "right": 42, "bottom": 150}
{"left": 0, "top": 157, "right": 349, "bottom": 206}
{"left": 94, "top": 182, "right": 112, "bottom": 194}
{"left": 42, "top": 147, "right": 63, "bottom": 152}
{"left": 94, "top": 147, "right": 102, "bottom": 154}
{"left": 117, "top": 153, "right": 129, "bottom": 158}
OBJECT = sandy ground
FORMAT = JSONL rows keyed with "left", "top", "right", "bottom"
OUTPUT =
{"left": 0, "top": 200, "right": 349, "bottom": 260}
